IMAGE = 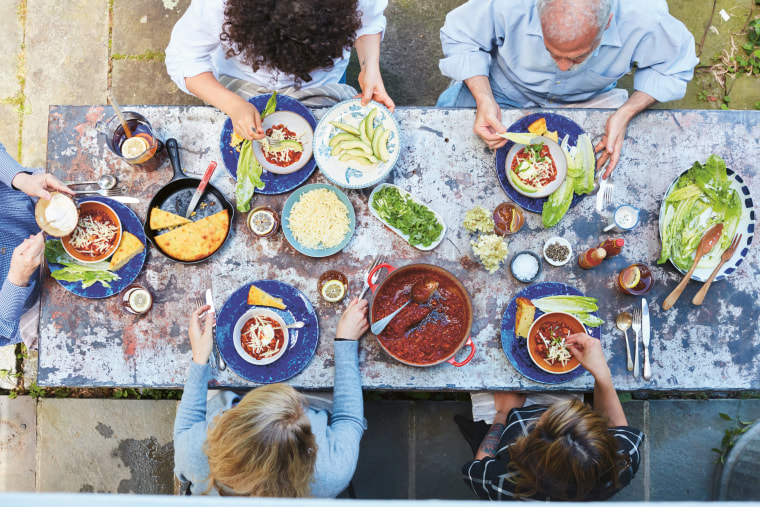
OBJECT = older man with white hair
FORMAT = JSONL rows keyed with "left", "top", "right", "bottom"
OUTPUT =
{"left": 437, "top": 0, "right": 698, "bottom": 176}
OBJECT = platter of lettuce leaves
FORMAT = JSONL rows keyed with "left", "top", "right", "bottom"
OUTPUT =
{"left": 219, "top": 93, "right": 317, "bottom": 209}
{"left": 658, "top": 154, "right": 754, "bottom": 282}
{"left": 495, "top": 113, "right": 596, "bottom": 228}
{"left": 44, "top": 196, "right": 146, "bottom": 298}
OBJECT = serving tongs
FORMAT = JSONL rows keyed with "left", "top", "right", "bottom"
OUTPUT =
{"left": 662, "top": 224, "right": 723, "bottom": 310}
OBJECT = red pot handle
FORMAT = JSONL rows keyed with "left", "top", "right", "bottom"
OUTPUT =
{"left": 367, "top": 262, "right": 396, "bottom": 294}
{"left": 447, "top": 336, "right": 475, "bottom": 367}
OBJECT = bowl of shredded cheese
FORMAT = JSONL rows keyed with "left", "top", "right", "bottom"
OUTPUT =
{"left": 526, "top": 311, "right": 584, "bottom": 374}
{"left": 282, "top": 183, "right": 355, "bottom": 257}
{"left": 61, "top": 200, "right": 122, "bottom": 263}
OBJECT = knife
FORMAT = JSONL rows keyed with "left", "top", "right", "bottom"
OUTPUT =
{"left": 205, "top": 288, "right": 226, "bottom": 371}
{"left": 108, "top": 196, "right": 140, "bottom": 204}
{"left": 595, "top": 171, "right": 606, "bottom": 213}
{"left": 185, "top": 161, "right": 218, "bottom": 218}
{"left": 642, "top": 298, "right": 651, "bottom": 381}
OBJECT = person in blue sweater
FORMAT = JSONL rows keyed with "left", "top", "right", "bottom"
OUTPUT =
{"left": 174, "top": 297, "right": 369, "bottom": 497}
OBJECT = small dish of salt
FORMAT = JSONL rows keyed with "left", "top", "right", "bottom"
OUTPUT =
{"left": 510, "top": 250, "right": 542, "bottom": 283}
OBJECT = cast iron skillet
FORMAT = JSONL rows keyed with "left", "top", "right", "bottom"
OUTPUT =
{"left": 144, "top": 138, "right": 234, "bottom": 264}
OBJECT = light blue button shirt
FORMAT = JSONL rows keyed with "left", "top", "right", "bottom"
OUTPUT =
{"left": 439, "top": 0, "right": 698, "bottom": 107}
{"left": 0, "top": 142, "right": 41, "bottom": 346}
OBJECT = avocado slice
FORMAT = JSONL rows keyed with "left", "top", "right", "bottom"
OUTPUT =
{"left": 508, "top": 165, "right": 539, "bottom": 194}
{"left": 264, "top": 139, "right": 302, "bottom": 153}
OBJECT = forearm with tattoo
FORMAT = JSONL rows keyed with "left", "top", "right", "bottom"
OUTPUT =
{"left": 476, "top": 422, "right": 505, "bottom": 459}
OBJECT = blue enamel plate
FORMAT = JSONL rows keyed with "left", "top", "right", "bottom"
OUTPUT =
{"left": 496, "top": 112, "right": 586, "bottom": 213}
{"left": 47, "top": 197, "right": 147, "bottom": 298}
{"left": 313, "top": 99, "right": 401, "bottom": 189}
{"left": 501, "top": 281, "right": 601, "bottom": 384}
{"left": 219, "top": 94, "right": 318, "bottom": 195}
{"left": 281, "top": 183, "right": 356, "bottom": 257}
{"left": 216, "top": 281, "right": 320, "bottom": 384}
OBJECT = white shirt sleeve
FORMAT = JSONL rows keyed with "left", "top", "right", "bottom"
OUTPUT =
{"left": 165, "top": 0, "right": 227, "bottom": 94}
{"left": 355, "top": 0, "right": 388, "bottom": 39}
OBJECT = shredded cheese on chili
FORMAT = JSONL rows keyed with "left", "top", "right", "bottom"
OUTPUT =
{"left": 242, "top": 315, "right": 283, "bottom": 358}
{"left": 537, "top": 332, "right": 573, "bottom": 367}
{"left": 69, "top": 214, "right": 119, "bottom": 255}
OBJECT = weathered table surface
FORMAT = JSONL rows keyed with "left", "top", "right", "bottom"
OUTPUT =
{"left": 39, "top": 105, "right": 760, "bottom": 391}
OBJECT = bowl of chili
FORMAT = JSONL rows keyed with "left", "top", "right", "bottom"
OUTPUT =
{"left": 526, "top": 311, "right": 585, "bottom": 374}
{"left": 367, "top": 262, "right": 475, "bottom": 367}
{"left": 62, "top": 200, "right": 122, "bottom": 263}
{"left": 233, "top": 308, "right": 289, "bottom": 366}
{"left": 252, "top": 111, "right": 314, "bottom": 175}
{"left": 505, "top": 136, "right": 567, "bottom": 198}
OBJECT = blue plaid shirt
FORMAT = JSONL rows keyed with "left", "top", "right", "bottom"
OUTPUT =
{"left": 0, "top": 142, "right": 42, "bottom": 346}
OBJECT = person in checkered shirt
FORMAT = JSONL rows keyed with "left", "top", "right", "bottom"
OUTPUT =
{"left": 461, "top": 333, "right": 643, "bottom": 501}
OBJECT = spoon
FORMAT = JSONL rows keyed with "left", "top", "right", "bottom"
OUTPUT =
{"left": 616, "top": 312, "right": 633, "bottom": 372}
{"left": 662, "top": 223, "right": 724, "bottom": 310}
{"left": 371, "top": 280, "right": 439, "bottom": 335}
{"left": 283, "top": 321, "right": 305, "bottom": 329}
{"left": 64, "top": 174, "right": 118, "bottom": 190}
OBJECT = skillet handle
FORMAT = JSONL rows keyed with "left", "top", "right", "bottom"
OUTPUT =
{"left": 447, "top": 336, "right": 475, "bottom": 367}
{"left": 367, "top": 263, "right": 395, "bottom": 294}
{"left": 166, "top": 138, "right": 185, "bottom": 179}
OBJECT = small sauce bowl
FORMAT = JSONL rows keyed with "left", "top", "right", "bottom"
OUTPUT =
{"left": 543, "top": 236, "right": 572, "bottom": 266}
{"left": 510, "top": 250, "right": 542, "bottom": 283}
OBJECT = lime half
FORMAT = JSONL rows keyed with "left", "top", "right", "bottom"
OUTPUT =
{"left": 129, "top": 289, "right": 152, "bottom": 313}
{"left": 321, "top": 280, "right": 346, "bottom": 302}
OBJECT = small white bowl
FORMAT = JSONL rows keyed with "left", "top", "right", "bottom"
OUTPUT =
{"left": 233, "top": 308, "right": 289, "bottom": 366}
{"left": 252, "top": 111, "right": 313, "bottom": 175}
{"left": 505, "top": 136, "right": 568, "bottom": 198}
{"left": 543, "top": 236, "right": 573, "bottom": 266}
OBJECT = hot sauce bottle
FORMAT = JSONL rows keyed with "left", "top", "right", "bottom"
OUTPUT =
{"left": 600, "top": 238, "right": 624, "bottom": 258}
{"left": 578, "top": 247, "right": 607, "bottom": 269}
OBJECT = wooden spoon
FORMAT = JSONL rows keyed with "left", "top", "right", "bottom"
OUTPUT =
{"left": 692, "top": 233, "right": 742, "bottom": 306}
{"left": 662, "top": 224, "right": 724, "bottom": 310}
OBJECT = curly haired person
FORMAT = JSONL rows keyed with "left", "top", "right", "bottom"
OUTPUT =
{"left": 166, "top": 0, "right": 395, "bottom": 141}
{"left": 461, "top": 333, "right": 643, "bottom": 501}
{"left": 173, "top": 297, "right": 369, "bottom": 497}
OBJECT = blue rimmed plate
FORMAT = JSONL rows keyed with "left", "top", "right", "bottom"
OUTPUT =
{"left": 658, "top": 167, "right": 754, "bottom": 281}
{"left": 501, "top": 282, "right": 601, "bottom": 384}
{"left": 313, "top": 99, "right": 400, "bottom": 189}
{"left": 219, "top": 94, "right": 317, "bottom": 194}
{"left": 281, "top": 183, "right": 356, "bottom": 257}
{"left": 496, "top": 113, "right": 586, "bottom": 213}
{"left": 216, "top": 280, "right": 319, "bottom": 384}
{"left": 47, "top": 196, "right": 146, "bottom": 298}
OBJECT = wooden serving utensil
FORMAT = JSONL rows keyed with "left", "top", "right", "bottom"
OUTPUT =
{"left": 692, "top": 233, "right": 742, "bottom": 306}
{"left": 662, "top": 224, "right": 724, "bottom": 310}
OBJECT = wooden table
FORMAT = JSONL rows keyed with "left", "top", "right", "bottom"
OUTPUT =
{"left": 39, "top": 105, "right": 760, "bottom": 391}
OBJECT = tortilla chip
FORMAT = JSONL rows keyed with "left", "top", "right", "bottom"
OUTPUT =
{"left": 150, "top": 208, "right": 192, "bottom": 230}
{"left": 247, "top": 285, "right": 286, "bottom": 310}
{"left": 155, "top": 210, "right": 229, "bottom": 261}
{"left": 108, "top": 231, "right": 144, "bottom": 271}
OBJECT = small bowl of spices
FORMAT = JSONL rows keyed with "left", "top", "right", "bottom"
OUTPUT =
{"left": 543, "top": 237, "right": 572, "bottom": 266}
{"left": 510, "top": 250, "right": 542, "bottom": 283}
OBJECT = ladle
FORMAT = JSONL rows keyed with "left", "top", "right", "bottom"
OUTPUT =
{"left": 371, "top": 280, "right": 439, "bottom": 335}
{"left": 616, "top": 312, "right": 633, "bottom": 372}
{"left": 662, "top": 224, "right": 724, "bottom": 310}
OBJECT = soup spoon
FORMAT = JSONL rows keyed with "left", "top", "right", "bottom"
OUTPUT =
{"left": 616, "top": 312, "right": 633, "bottom": 372}
{"left": 64, "top": 174, "right": 118, "bottom": 190}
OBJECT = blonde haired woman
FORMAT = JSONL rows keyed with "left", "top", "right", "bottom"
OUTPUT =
{"left": 462, "top": 333, "right": 643, "bottom": 501}
{"left": 174, "top": 297, "right": 369, "bottom": 497}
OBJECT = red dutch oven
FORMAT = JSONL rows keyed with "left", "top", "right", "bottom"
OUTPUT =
{"left": 367, "top": 262, "right": 476, "bottom": 368}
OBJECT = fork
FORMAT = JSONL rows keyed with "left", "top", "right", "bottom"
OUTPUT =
{"left": 603, "top": 177, "right": 614, "bottom": 208}
{"left": 194, "top": 298, "right": 218, "bottom": 371}
{"left": 692, "top": 233, "right": 743, "bottom": 305}
{"left": 71, "top": 187, "right": 126, "bottom": 196}
{"left": 631, "top": 309, "right": 641, "bottom": 378}
{"left": 358, "top": 254, "right": 384, "bottom": 300}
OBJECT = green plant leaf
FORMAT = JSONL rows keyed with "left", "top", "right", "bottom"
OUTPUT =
{"left": 719, "top": 412, "right": 733, "bottom": 421}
